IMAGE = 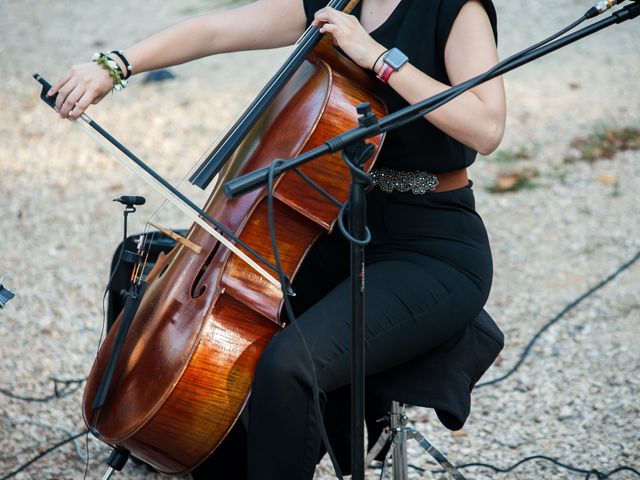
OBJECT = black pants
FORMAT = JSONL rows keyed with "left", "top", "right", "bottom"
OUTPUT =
{"left": 187, "top": 185, "right": 491, "bottom": 479}
{"left": 192, "top": 185, "right": 492, "bottom": 479}
{"left": 244, "top": 217, "right": 489, "bottom": 479}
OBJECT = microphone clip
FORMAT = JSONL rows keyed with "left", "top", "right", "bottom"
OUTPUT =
{"left": 586, "top": 0, "right": 625, "bottom": 18}
{"left": 113, "top": 195, "right": 146, "bottom": 214}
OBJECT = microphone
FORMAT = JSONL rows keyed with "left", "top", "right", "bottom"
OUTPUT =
{"left": 586, "top": 0, "right": 631, "bottom": 18}
{"left": 113, "top": 196, "right": 146, "bottom": 206}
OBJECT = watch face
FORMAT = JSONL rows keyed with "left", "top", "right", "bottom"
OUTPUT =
{"left": 384, "top": 48, "right": 409, "bottom": 71}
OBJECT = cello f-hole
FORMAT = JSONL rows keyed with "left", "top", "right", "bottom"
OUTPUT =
{"left": 191, "top": 241, "right": 222, "bottom": 298}
{"left": 157, "top": 263, "right": 170, "bottom": 279}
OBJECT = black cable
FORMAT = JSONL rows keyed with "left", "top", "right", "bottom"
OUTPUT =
{"left": 266, "top": 159, "right": 296, "bottom": 301}
{"left": 290, "top": 162, "right": 374, "bottom": 245}
{"left": 0, "top": 429, "right": 89, "bottom": 480}
{"left": 440, "top": 455, "right": 640, "bottom": 479}
{"left": 0, "top": 377, "right": 86, "bottom": 403}
{"left": 590, "top": 466, "right": 640, "bottom": 479}
{"left": 292, "top": 167, "right": 343, "bottom": 208}
{"left": 337, "top": 201, "right": 371, "bottom": 246}
{"left": 336, "top": 155, "right": 372, "bottom": 246}
{"left": 425, "top": 251, "right": 640, "bottom": 479}
{"left": 266, "top": 160, "right": 344, "bottom": 479}
{"left": 377, "top": 453, "right": 637, "bottom": 480}
{"left": 290, "top": 143, "right": 374, "bottom": 246}
{"left": 477, "top": 249, "right": 640, "bottom": 388}
{"left": 456, "top": 455, "right": 593, "bottom": 475}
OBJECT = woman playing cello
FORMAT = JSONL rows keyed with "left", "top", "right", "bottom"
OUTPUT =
{"left": 50, "top": 0, "right": 506, "bottom": 478}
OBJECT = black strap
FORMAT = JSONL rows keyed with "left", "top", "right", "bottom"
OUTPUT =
{"left": 109, "top": 50, "right": 132, "bottom": 79}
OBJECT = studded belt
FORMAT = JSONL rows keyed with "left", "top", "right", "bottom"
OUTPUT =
{"left": 370, "top": 167, "right": 469, "bottom": 194}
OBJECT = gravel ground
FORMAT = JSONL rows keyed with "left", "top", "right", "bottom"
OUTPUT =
{"left": 1, "top": 1, "right": 639, "bottom": 479}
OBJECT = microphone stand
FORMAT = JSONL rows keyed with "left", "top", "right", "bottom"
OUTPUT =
{"left": 342, "top": 105, "right": 377, "bottom": 480}
{"left": 92, "top": 197, "right": 145, "bottom": 412}
{"left": 224, "top": 4, "right": 640, "bottom": 479}
{"left": 224, "top": 2, "right": 640, "bottom": 197}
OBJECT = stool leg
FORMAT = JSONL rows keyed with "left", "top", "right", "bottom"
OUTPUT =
{"left": 367, "top": 402, "right": 467, "bottom": 480}
{"left": 406, "top": 429, "right": 467, "bottom": 480}
{"left": 390, "top": 401, "right": 409, "bottom": 480}
{"left": 390, "top": 402, "right": 468, "bottom": 480}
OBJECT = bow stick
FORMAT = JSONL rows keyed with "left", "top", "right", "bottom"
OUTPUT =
{"left": 33, "top": 74, "right": 280, "bottom": 288}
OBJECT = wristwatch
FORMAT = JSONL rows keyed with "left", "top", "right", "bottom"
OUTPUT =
{"left": 376, "top": 48, "right": 409, "bottom": 84}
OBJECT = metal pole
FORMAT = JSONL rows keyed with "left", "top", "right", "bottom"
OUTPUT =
{"left": 391, "top": 402, "right": 409, "bottom": 480}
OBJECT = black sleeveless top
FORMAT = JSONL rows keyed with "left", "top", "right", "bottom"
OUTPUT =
{"left": 302, "top": 0, "right": 498, "bottom": 173}
{"left": 299, "top": 2, "right": 503, "bottom": 431}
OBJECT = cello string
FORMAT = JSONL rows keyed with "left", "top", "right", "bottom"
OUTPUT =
{"left": 134, "top": 223, "right": 158, "bottom": 286}
{"left": 121, "top": 0, "right": 357, "bottom": 283}
{"left": 189, "top": 0, "right": 355, "bottom": 187}
{"left": 296, "top": 0, "right": 348, "bottom": 45}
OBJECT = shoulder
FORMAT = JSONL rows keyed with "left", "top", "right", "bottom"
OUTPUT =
{"left": 437, "top": 0, "right": 498, "bottom": 49}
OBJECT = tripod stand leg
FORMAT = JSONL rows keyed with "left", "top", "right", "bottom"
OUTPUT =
{"left": 365, "top": 426, "right": 398, "bottom": 479}
{"left": 101, "top": 466, "right": 115, "bottom": 480}
{"left": 406, "top": 429, "right": 467, "bottom": 480}
{"left": 370, "top": 429, "right": 409, "bottom": 480}
{"left": 366, "top": 402, "right": 410, "bottom": 479}
{"left": 365, "top": 426, "right": 392, "bottom": 465}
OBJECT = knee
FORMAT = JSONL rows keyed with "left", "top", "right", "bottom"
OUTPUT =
{"left": 253, "top": 331, "right": 310, "bottom": 394}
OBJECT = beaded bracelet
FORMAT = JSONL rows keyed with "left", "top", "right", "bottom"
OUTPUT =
{"left": 109, "top": 50, "right": 133, "bottom": 80}
{"left": 92, "top": 52, "right": 127, "bottom": 91}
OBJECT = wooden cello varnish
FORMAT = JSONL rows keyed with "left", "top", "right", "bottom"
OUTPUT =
{"left": 82, "top": 0, "right": 387, "bottom": 473}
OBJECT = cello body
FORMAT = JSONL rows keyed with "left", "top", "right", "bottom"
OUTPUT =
{"left": 82, "top": 31, "right": 387, "bottom": 475}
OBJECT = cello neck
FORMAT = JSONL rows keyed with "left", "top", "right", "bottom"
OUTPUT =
{"left": 343, "top": 0, "right": 361, "bottom": 14}
{"left": 188, "top": 0, "right": 362, "bottom": 190}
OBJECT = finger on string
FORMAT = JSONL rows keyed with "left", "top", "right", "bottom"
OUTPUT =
{"left": 319, "top": 24, "right": 339, "bottom": 35}
{"left": 311, "top": 15, "right": 328, "bottom": 28}
{"left": 314, "top": 7, "right": 340, "bottom": 24}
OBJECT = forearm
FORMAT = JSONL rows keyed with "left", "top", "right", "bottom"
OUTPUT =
{"left": 385, "top": 65, "right": 505, "bottom": 155}
{"left": 312, "top": 0, "right": 506, "bottom": 156}
{"left": 119, "top": 0, "right": 307, "bottom": 76}
{"left": 50, "top": 0, "right": 306, "bottom": 118}
{"left": 120, "top": 16, "right": 223, "bottom": 75}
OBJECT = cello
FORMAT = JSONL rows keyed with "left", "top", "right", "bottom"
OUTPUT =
{"left": 79, "top": 0, "right": 387, "bottom": 474}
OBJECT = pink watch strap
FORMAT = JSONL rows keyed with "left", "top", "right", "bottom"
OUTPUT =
{"left": 376, "top": 63, "right": 394, "bottom": 84}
